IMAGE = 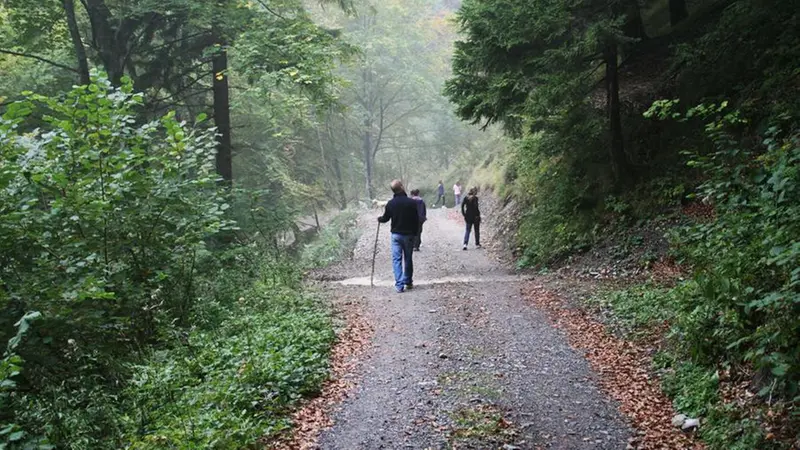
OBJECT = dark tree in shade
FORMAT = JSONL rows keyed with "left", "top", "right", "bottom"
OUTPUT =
{"left": 63, "top": 0, "right": 90, "bottom": 85}
{"left": 669, "top": 0, "right": 689, "bottom": 26}
{"left": 212, "top": 43, "right": 233, "bottom": 183}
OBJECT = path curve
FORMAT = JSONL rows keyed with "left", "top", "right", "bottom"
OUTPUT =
{"left": 317, "top": 207, "right": 632, "bottom": 449}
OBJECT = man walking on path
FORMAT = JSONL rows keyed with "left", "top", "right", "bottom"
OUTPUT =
{"left": 378, "top": 180, "right": 420, "bottom": 293}
{"left": 461, "top": 187, "right": 481, "bottom": 250}
{"left": 434, "top": 181, "right": 445, "bottom": 207}
{"left": 453, "top": 181, "right": 462, "bottom": 207}
{"left": 410, "top": 189, "right": 427, "bottom": 251}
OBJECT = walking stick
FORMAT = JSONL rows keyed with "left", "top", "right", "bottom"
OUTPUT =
{"left": 370, "top": 221, "right": 381, "bottom": 288}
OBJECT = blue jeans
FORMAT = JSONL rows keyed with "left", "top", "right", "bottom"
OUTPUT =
{"left": 464, "top": 220, "right": 480, "bottom": 246}
{"left": 391, "top": 233, "right": 414, "bottom": 289}
{"left": 455, "top": 194, "right": 461, "bottom": 207}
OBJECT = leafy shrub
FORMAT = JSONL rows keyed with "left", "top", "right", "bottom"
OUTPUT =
{"left": 0, "top": 74, "right": 336, "bottom": 448}
{"left": 656, "top": 355, "right": 766, "bottom": 450}
{"left": 124, "top": 287, "right": 334, "bottom": 448}
{"left": 587, "top": 284, "right": 673, "bottom": 337}
{"left": 301, "top": 209, "right": 359, "bottom": 268}
{"left": 651, "top": 102, "right": 800, "bottom": 397}
{"left": 0, "top": 72, "right": 232, "bottom": 446}
{"left": 513, "top": 127, "right": 607, "bottom": 266}
{"left": 0, "top": 312, "right": 53, "bottom": 450}
{"left": 634, "top": 100, "right": 800, "bottom": 448}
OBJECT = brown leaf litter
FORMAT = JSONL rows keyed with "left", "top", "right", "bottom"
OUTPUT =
{"left": 523, "top": 282, "right": 703, "bottom": 450}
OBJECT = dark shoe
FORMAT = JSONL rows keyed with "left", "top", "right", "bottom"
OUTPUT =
{"left": 405, "top": 283, "right": 414, "bottom": 290}
{"left": 413, "top": 247, "right": 420, "bottom": 251}
{"left": 462, "top": 245, "right": 468, "bottom": 250}
{"left": 476, "top": 244, "right": 482, "bottom": 249}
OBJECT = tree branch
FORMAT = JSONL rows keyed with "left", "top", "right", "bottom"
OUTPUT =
{"left": 372, "top": 97, "right": 386, "bottom": 159}
{"left": 383, "top": 103, "right": 425, "bottom": 132}
{"left": 255, "top": 0, "right": 289, "bottom": 21}
{"left": 0, "top": 49, "right": 78, "bottom": 73}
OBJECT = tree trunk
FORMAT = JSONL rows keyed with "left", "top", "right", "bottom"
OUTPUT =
{"left": 326, "top": 116, "right": 348, "bottom": 210}
{"left": 84, "top": 0, "right": 126, "bottom": 84}
{"left": 212, "top": 42, "right": 233, "bottom": 183}
{"left": 669, "top": 0, "right": 689, "bottom": 26}
{"left": 363, "top": 126, "right": 374, "bottom": 200}
{"left": 623, "top": 0, "right": 647, "bottom": 40}
{"left": 63, "top": 0, "right": 90, "bottom": 85}
{"left": 333, "top": 157, "right": 347, "bottom": 210}
{"left": 604, "top": 42, "right": 627, "bottom": 182}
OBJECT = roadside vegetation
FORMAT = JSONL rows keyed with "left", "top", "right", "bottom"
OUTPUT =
{"left": 0, "top": 0, "right": 485, "bottom": 447}
{"left": 0, "top": 76, "right": 336, "bottom": 448}
{"left": 301, "top": 210, "right": 360, "bottom": 269}
{"left": 1, "top": 0, "right": 797, "bottom": 447}
{"left": 449, "top": 0, "right": 799, "bottom": 447}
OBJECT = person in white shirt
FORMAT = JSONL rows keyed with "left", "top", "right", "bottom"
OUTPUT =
{"left": 453, "top": 181, "right": 462, "bottom": 207}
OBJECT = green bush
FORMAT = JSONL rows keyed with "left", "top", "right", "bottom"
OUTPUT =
{"left": 0, "top": 72, "right": 230, "bottom": 446}
{"left": 513, "top": 125, "right": 608, "bottom": 266}
{"left": 0, "top": 74, "right": 337, "bottom": 448}
{"left": 656, "top": 355, "right": 766, "bottom": 450}
{"left": 587, "top": 284, "right": 673, "bottom": 337}
{"left": 124, "top": 287, "right": 334, "bottom": 448}
{"left": 301, "top": 209, "right": 359, "bottom": 268}
{"left": 651, "top": 102, "right": 800, "bottom": 397}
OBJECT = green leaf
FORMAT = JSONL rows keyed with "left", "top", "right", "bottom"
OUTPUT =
{"left": 8, "top": 431, "right": 24, "bottom": 442}
{"left": 771, "top": 364, "right": 789, "bottom": 377}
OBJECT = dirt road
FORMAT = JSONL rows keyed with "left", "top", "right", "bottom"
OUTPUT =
{"left": 316, "top": 206, "right": 632, "bottom": 449}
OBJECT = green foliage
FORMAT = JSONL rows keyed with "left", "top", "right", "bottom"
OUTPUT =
{"left": 445, "top": 0, "right": 636, "bottom": 144}
{"left": 587, "top": 281, "right": 773, "bottom": 449}
{"left": 511, "top": 124, "right": 609, "bottom": 266}
{"left": 0, "top": 75, "right": 336, "bottom": 448}
{"left": 0, "top": 312, "right": 53, "bottom": 450}
{"left": 301, "top": 209, "right": 359, "bottom": 268}
{"left": 124, "top": 286, "right": 334, "bottom": 448}
{"left": 673, "top": 0, "right": 800, "bottom": 119}
{"left": 595, "top": 103, "right": 800, "bottom": 449}
{"left": 656, "top": 356, "right": 767, "bottom": 450}
{"left": 0, "top": 70, "right": 228, "bottom": 340}
{"left": 0, "top": 72, "right": 223, "bottom": 447}
{"left": 587, "top": 285, "right": 673, "bottom": 337}
{"left": 649, "top": 102, "right": 800, "bottom": 397}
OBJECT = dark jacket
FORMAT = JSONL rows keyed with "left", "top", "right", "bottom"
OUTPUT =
{"left": 437, "top": 183, "right": 444, "bottom": 195}
{"left": 461, "top": 195, "right": 481, "bottom": 222}
{"left": 379, "top": 192, "right": 420, "bottom": 235}
{"left": 411, "top": 195, "right": 427, "bottom": 223}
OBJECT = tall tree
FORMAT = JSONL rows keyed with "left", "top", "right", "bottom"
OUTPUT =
{"left": 62, "top": 0, "right": 89, "bottom": 85}
{"left": 445, "top": 0, "right": 638, "bottom": 179}
{"left": 669, "top": 0, "right": 689, "bottom": 26}
{"left": 212, "top": 42, "right": 233, "bottom": 183}
{"left": 320, "top": 0, "right": 438, "bottom": 199}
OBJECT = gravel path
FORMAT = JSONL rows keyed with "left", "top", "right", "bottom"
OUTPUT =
{"left": 316, "top": 207, "right": 632, "bottom": 449}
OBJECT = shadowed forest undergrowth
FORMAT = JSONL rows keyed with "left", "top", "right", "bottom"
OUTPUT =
{"left": 1, "top": 0, "right": 799, "bottom": 448}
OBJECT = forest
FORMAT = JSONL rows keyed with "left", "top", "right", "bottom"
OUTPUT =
{"left": 1, "top": 0, "right": 798, "bottom": 448}
{"left": 445, "top": 0, "right": 799, "bottom": 447}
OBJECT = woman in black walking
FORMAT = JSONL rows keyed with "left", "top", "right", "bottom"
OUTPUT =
{"left": 461, "top": 187, "right": 481, "bottom": 250}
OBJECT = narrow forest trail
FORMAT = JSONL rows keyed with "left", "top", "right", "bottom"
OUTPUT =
{"left": 311, "top": 207, "right": 632, "bottom": 449}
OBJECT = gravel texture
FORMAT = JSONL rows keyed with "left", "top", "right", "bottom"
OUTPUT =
{"left": 315, "top": 206, "right": 632, "bottom": 449}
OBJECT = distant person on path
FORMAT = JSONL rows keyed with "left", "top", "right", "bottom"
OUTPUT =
{"left": 435, "top": 181, "right": 445, "bottom": 207}
{"left": 461, "top": 187, "right": 481, "bottom": 250}
{"left": 453, "top": 181, "right": 462, "bottom": 207}
{"left": 410, "top": 189, "right": 427, "bottom": 251}
{"left": 377, "top": 180, "right": 420, "bottom": 293}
